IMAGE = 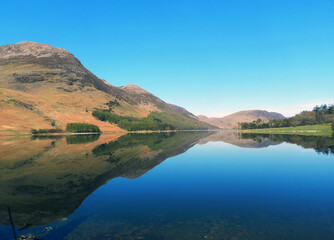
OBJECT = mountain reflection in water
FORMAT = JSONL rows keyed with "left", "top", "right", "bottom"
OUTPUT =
{"left": 0, "top": 132, "right": 212, "bottom": 227}
{"left": 1, "top": 131, "right": 334, "bottom": 240}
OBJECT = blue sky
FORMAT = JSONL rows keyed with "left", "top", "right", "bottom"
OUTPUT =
{"left": 1, "top": 0, "right": 333, "bottom": 117}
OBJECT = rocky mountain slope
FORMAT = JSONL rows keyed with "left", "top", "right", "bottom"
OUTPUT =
{"left": 0, "top": 41, "right": 210, "bottom": 132}
{"left": 198, "top": 110, "right": 285, "bottom": 129}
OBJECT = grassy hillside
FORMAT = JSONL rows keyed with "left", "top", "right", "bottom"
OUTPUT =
{"left": 0, "top": 41, "right": 209, "bottom": 133}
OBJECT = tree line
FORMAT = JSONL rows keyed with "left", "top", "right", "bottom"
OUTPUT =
{"left": 239, "top": 104, "right": 334, "bottom": 130}
{"left": 66, "top": 123, "right": 101, "bottom": 133}
{"left": 31, "top": 123, "right": 101, "bottom": 134}
{"left": 92, "top": 110, "right": 209, "bottom": 131}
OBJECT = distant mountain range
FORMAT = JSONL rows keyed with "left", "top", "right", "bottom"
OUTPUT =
{"left": 198, "top": 110, "right": 285, "bottom": 129}
{"left": 0, "top": 41, "right": 210, "bottom": 132}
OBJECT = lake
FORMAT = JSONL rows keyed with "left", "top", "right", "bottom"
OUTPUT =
{"left": 1, "top": 131, "right": 334, "bottom": 240}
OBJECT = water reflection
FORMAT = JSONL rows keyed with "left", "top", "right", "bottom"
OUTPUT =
{"left": 199, "top": 131, "right": 281, "bottom": 148}
{"left": 1, "top": 131, "right": 334, "bottom": 239}
{"left": 0, "top": 131, "right": 212, "bottom": 227}
{"left": 66, "top": 134, "right": 100, "bottom": 145}
{"left": 240, "top": 133, "right": 334, "bottom": 155}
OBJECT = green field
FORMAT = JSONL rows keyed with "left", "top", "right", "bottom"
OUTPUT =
{"left": 241, "top": 123, "right": 333, "bottom": 137}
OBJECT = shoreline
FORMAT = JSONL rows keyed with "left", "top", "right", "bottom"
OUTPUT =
{"left": 241, "top": 130, "right": 333, "bottom": 137}
{"left": 240, "top": 124, "right": 333, "bottom": 137}
{"left": 0, "top": 129, "right": 218, "bottom": 136}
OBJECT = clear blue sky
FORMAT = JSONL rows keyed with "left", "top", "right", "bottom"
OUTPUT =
{"left": 1, "top": 0, "right": 333, "bottom": 117}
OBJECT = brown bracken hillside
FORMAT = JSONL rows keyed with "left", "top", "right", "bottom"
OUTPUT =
{"left": 0, "top": 41, "right": 208, "bottom": 133}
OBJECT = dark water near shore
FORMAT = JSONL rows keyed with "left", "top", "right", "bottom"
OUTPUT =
{"left": 1, "top": 131, "right": 334, "bottom": 240}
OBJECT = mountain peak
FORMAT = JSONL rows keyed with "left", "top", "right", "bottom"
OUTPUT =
{"left": 121, "top": 84, "right": 149, "bottom": 94}
{"left": 17, "top": 40, "right": 42, "bottom": 45}
{"left": 0, "top": 41, "right": 71, "bottom": 59}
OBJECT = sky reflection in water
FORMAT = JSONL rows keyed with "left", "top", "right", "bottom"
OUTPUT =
{"left": 1, "top": 132, "right": 334, "bottom": 240}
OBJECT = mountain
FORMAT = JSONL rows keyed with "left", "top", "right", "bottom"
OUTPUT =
{"left": 0, "top": 41, "right": 210, "bottom": 132}
{"left": 198, "top": 110, "right": 285, "bottom": 129}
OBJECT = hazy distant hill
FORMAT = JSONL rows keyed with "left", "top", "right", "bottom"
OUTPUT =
{"left": 198, "top": 110, "right": 285, "bottom": 129}
{"left": 0, "top": 41, "right": 210, "bottom": 132}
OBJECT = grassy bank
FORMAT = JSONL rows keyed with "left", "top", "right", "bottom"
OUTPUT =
{"left": 241, "top": 123, "right": 333, "bottom": 137}
{"left": 0, "top": 130, "right": 31, "bottom": 136}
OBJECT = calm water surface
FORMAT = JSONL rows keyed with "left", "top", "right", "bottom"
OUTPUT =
{"left": 1, "top": 131, "right": 334, "bottom": 240}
